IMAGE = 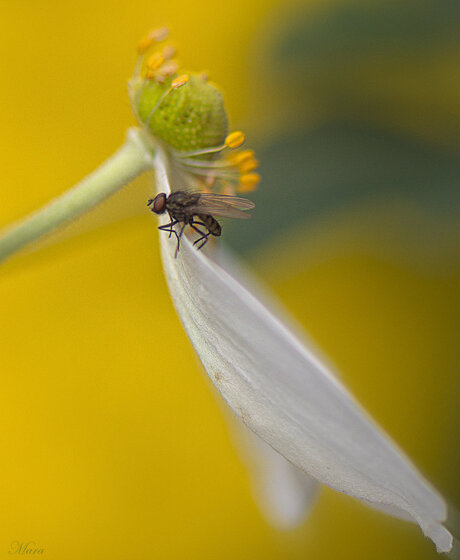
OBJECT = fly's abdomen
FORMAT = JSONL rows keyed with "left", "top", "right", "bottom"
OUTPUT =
{"left": 198, "top": 214, "right": 221, "bottom": 237}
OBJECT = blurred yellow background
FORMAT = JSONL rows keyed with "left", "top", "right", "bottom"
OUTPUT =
{"left": 0, "top": 1, "right": 458, "bottom": 559}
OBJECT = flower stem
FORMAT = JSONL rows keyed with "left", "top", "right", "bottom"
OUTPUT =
{"left": 0, "top": 128, "right": 153, "bottom": 264}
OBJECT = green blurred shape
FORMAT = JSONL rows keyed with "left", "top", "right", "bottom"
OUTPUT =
{"left": 279, "top": 0, "right": 459, "bottom": 62}
{"left": 225, "top": 122, "right": 460, "bottom": 254}
{"left": 252, "top": 0, "right": 460, "bottom": 146}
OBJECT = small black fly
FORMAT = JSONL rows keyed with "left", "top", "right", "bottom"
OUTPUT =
{"left": 147, "top": 190, "right": 255, "bottom": 257}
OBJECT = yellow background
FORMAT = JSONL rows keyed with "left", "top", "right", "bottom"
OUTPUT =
{"left": 0, "top": 1, "right": 458, "bottom": 559}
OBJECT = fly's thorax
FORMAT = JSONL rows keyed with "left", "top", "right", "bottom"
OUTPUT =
{"left": 165, "top": 192, "right": 198, "bottom": 225}
{"left": 167, "top": 191, "right": 200, "bottom": 208}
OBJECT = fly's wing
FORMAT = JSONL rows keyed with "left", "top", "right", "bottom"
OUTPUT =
{"left": 186, "top": 193, "right": 255, "bottom": 219}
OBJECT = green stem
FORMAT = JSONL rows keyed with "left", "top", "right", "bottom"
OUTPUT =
{"left": 0, "top": 128, "right": 153, "bottom": 264}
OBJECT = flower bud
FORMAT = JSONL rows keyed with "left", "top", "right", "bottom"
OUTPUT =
{"left": 135, "top": 73, "right": 228, "bottom": 154}
{"left": 130, "top": 29, "right": 259, "bottom": 195}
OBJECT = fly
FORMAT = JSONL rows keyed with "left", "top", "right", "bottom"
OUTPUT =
{"left": 147, "top": 190, "right": 255, "bottom": 257}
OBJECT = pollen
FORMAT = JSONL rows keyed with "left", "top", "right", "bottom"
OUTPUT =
{"left": 225, "top": 131, "right": 245, "bottom": 149}
{"left": 238, "top": 157, "right": 259, "bottom": 173}
{"left": 162, "top": 45, "right": 176, "bottom": 61}
{"left": 231, "top": 149, "right": 255, "bottom": 165}
{"left": 137, "top": 27, "right": 169, "bottom": 54}
{"left": 161, "top": 61, "right": 179, "bottom": 77}
{"left": 147, "top": 52, "right": 165, "bottom": 71}
{"left": 171, "top": 74, "right": 190, "bottom": 89}
{"left": 238, "top": 173, "right": 260, "bottom": 192}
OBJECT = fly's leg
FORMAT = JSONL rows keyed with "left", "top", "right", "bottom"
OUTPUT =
{"left": 193, "top": 232, "right": 211, "bottom": 250}
{"left": 190, "top": 220, "right": 212, "bottom": 251}
{"left": 195, "top": 235, "right": 211, "bottom": 250}
{"left": 148, "top": 204, "right": 177, "bottom": 239}
{"left": 158, "top": 220, "right": 179, "bottom": 232}
{"left": 174, "top": 223, "right": 186, "bottom": 258}
{"left": 190, "top": 222, "right": 207, "bottom": 239}
{"left": 166, "top": 211, "right": 177, "bottom": 239}
{"left": 158, "top": 220, "right": 180, "bottom": 244}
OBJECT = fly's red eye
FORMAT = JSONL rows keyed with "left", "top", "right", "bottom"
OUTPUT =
{"left": 152, "top": 193, "right": 166, "bottom": 214}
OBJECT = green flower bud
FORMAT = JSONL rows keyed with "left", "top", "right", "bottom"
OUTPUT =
{"left": 135, "top": 74, "right": 228, "bottom": 153}
{"left": 129, "top": 28, "right": 260, "bottom": 194}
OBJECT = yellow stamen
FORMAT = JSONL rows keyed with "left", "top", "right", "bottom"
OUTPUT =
{"left": 238, "top": 158, "right": 259, "bottom": 173}
{"left": 171, "top": 74, "right": 190, "bottom": 89}
{"left": 177, "top": 144, "right": 226, "bottom": 158}
{"left": 160, "top": 61, "right": 179, "bottom": 77}
{"left": 151, "top": 26, "right": 170, "bottom": 41}
{"left": 162, "top": 45, "right": 176, "bottom": 61}
{"left": 137, "top": 27, "right": 169, "bottom": 54}
{"left": 231, "top": 149, "right": 255, "bottom": 165}
{"left": 137, "top": 37, "right": 153, "bottom": 54}
{"left": 225, "top": 131, "right": 245, "bottom": 149}
{"left": 238, "top": 173, "right": 260, "bottom": 191}
{"left": 147, "top": 52, "right": 165, "bottom": 71}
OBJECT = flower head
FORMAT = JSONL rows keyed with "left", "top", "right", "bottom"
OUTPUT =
{"left": 129, "top": 29, "right": 455, "bottom": 556}
{"left": 128, "top": 28, "right": 260, "bottom": 196}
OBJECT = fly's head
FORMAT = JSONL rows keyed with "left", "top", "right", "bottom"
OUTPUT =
{"left": 147, "top": 193, "right": 167, "bottom": 214}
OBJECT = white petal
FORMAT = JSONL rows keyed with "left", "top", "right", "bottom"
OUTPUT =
{"left": 232, "top": 418, "right": 320, "bottom": 529}
{"left": 153, "top": 149, "right": 453, "bottom": 553}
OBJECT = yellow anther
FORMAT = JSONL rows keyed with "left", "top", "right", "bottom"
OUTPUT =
{"left": 151, "top": 26, "right": 170, "bottom": 41}
{"left": 137, "top": 27, "right": 169, "bottom": 54}
{"left": 147, "top": 52, "right": 165, "bottom": 71}
{"left": 231, "top": 149, "right": 255, "bottom": 165}
{"left": 238, "top": 157, "right": 259, "bottom": 173}
{"left": 225, "top": 131, "right": 245, "bottom": 149}
{"left": 162, "top": 45, "right": 176, "bottom": 61}
{"left": 137, "top": 37, "right": 153, "bottom": 54}
{"left": 238, "top": 173, "right": 260, "bottom": 191}
{"left": 161, "top": 61, "right": 179, "bottom": 77}
{"left": 171, "top": 74, "right": 190, "bottom": 89}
